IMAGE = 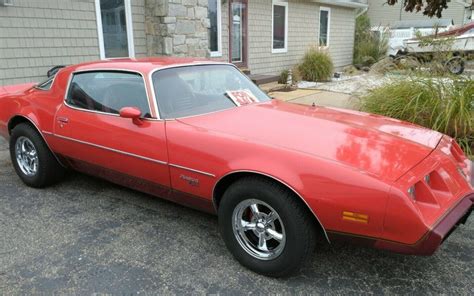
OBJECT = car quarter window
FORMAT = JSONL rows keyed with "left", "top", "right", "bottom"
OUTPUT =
{"left": 35, "top": 76, "right": 54, "bottom": 91}
{"left": 152, "top": 65, "right": 270, "bottom": 119}
{"left": 66, "top": 71, "right": 151, "bottom": 118}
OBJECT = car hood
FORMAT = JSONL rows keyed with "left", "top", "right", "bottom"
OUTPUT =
{"left": 178, "top": 100, "right": 443, "bottom": 182}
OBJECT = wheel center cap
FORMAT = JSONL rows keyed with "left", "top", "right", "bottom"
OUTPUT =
{"left": 256, "top": 222, "right": 265, "bottom": 230}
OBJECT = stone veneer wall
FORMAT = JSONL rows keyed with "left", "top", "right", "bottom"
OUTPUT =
{"left": 145, "top": 0, "right": 210, "bottom": 57}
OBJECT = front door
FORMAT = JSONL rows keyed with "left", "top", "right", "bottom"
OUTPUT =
{"left": 229, "top": 0, "right": 248, "bottom": 68}
{"left": 51, "top": 70, "right": 170, "bottom": 196}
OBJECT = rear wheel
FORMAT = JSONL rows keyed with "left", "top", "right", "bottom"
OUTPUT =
{"left": 9, "top": 123, "right": 65, "bottom": 188}
{"left": 446, "top": 57, "right": 465, "bottom": 75}
{"left": 218, "top": 177, "right": 317, "bottom": 277}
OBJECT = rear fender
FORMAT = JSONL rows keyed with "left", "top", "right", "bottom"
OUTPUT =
{"left": 0, "top": 83, "right": 36, "bottom": 97}
{"left": 6, "top": 113, "right": 66, "bottom": 168}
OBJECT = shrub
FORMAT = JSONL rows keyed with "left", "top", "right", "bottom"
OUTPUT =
{"left": 298, "top": 48, "right": 334, "bottom": 82}
{"left": 354, "top": 13, "right": 388, "bottom": 67}
{"left": 361, "top": 77, "right": 474, "bottom": 157}
{"left": 279, "top": 69, "right": 289, "bottom": 84}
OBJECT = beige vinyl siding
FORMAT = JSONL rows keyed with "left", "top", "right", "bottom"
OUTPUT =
{"left": 132, "top": 0, "right": 147, "bottom": 57}
{"left": 246, "top": 0, "right": 355, "bottom": 75}
{"left": 247, "top": 0, "right": 318, "bottom": 75}
{"left": 326, "top": 6, "right": 356, "bottom": 69}
{"left": 367, "top": 0, "right": 466, "bottom": 27}
{"left": 0, "top": 0, "right": 100, "bottom": 86}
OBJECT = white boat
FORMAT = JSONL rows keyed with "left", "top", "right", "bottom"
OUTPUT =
{"left": 404, "top": 22, "right": 474, "bottom": 54}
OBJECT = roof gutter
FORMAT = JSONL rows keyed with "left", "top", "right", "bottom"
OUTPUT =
{"left": 312, "top": 0, "right": 368, "bottom": 9}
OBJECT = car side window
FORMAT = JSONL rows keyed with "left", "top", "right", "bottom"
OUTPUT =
{"left": 66, "top": 71, "right": 151, "bottom": 118}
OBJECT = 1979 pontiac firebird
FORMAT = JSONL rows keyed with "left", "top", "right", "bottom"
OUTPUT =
{"left": 0, "top": 58, "right": 472, "bottom": 277}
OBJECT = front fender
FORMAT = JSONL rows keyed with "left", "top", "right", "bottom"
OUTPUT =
{"left": 166, "top": 120, "right": 392, "bottom": 240}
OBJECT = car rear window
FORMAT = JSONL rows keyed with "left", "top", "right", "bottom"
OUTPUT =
{"left": 66, "top": 71, "right": 151, "bottom": 118}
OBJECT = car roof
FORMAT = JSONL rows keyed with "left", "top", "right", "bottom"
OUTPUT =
{"left": 66, "top": 57, "right": 229, "bottom": 75}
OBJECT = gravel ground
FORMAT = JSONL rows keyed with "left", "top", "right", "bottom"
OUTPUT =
{"left": 297, "top": 74, "right": 390, "bottom": 96}
{"left": 0, "top": 136, "right": 473, "bottom": 295}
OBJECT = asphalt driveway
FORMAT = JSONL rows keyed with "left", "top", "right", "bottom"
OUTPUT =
{"left": 0, "top": 136, "right": 472, "bottom": 295}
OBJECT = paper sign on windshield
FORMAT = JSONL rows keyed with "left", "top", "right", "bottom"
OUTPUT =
{"left": 226, "top": 89, "right": 258, "bottom": 106}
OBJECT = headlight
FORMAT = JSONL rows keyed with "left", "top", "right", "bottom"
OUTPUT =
{"left": 424, "top": 174, "right": 431, "bottom": 185}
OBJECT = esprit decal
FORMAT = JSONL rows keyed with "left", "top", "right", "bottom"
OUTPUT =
{"left": 180, "top": 174, "right": 199, "bottom": 187}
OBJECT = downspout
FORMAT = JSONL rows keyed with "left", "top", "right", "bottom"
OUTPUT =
{"left": 356, "top": 6, "right": 368, "bottom": 17}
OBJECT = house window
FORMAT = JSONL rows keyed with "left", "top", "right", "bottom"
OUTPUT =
{"left": 319, "top": 7, "right": 330, "bottom": 47}
{"left": 95, "top": 0, "right": 135, "bottom": 59}
{"left": 208, "top": 0, "right": 222, "bottom": 57}
{"left": 272, "top": 0, "right": 288, "bottom": 53}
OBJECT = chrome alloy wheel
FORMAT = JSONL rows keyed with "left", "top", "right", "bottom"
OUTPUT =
{"left": 232, "top": 199, "right": 286, "bottom": 260}
{"left": 15, "top": 136, "right": 39, "bottom": 176}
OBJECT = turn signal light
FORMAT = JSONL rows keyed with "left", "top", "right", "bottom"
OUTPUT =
{"left": 342, "top": 211, "right": 369, "bottom": 224}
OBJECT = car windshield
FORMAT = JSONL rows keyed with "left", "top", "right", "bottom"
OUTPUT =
{"left": 152, "top": 64, "right": 271, "bottom": 119}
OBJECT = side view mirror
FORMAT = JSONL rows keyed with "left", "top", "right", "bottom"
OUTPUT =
{"left": 119, "top": 107, "right": 143, "bottom": 125}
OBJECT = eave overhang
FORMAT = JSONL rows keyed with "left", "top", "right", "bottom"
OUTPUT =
{"left": 312, "top": 0, "right": 368, "bottom": 9}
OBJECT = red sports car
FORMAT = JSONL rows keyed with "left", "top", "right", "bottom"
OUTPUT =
{"left": 0, "top": 58, "right": 472, "bottom": 277}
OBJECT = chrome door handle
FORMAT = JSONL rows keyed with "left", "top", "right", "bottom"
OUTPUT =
{"left": 57, "top": 117, "right": 69, "bottom": 124}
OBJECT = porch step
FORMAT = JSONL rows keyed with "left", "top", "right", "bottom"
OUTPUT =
{"left": 249, "top": 74, "right": 280, "bottom": 85}
{"left": 239, "top": 68, "right": 251, "bottom": 75}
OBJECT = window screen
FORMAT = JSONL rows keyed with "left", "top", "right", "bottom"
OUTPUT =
{"left": 208, "top": 0, "right": 220, "bottom": 53}
{"left": 66, "top": 71, "right": 151, "bottom": 118}
{"left": 273, "top": 4, "right": 287, "bottom": 50}
{"left": 100, "top": 0, "right": 129, "bottom": 58}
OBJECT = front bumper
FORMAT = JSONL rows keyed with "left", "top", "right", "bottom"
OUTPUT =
{"left": 375, "top": 193, "right": 473, "bottom": 255}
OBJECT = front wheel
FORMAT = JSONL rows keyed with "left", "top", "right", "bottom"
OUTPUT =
{"left": 218, "top": 177, "right": 317, "bottom": 277}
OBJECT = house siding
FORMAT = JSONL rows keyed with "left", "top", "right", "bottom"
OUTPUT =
{"left": 247, "top": 0, "right": 318, "bottom": 75}
{"left": 0, "top": 0, "right": 100, "bottom": 86}
{"left": 326, "top": 5, "right": 356, "bottom": 70}
{"left": 244, "top": 0, "right": 355, "bottom": 76}
{"left": 367, "top": 0, "right": 466, "bottom": 27}
{"left": 0, "top": 0, "right": 358, "bottom": 85}
{"left": 132, "top": 0, "right": 147, "bottom": 57}
{"left": 0, "top": 0, "right": 147, "bottom": 86}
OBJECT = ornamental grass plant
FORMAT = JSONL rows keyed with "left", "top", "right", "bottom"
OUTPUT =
{"left": 298, "top": 48, "right": 334, "bottom": 82}
{"left": 362, "top": 77, "right": 474, "bottom": 157}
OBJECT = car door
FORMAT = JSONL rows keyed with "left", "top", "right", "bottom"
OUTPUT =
{"left": 51, "top": 70, "right": 170, "bottom": 195}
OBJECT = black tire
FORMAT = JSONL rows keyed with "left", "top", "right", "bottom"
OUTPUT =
{"left": 9, "top": 123, "right": 65, "bottom": 188}
{"left": 218, "top": 176, "right": 317, "bottom": 277}
{"left": 446, "top": 57, "right": 465, "bottom": 75}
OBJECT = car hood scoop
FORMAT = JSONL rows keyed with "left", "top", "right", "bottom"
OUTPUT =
{"left": 179, "top": 100, "right": 443, "bottom": 181}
